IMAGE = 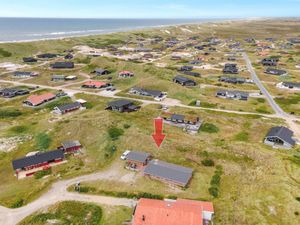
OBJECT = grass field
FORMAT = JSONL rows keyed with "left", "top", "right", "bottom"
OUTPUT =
{"left": 18, "top": 201, "right": 132, "bottom": 225}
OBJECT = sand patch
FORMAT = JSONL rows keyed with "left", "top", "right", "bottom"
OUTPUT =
{"left": 0, "top": 62, "right": 28, "bottom": 71}
{"left": 0, "top": 136, "right": 32, "bottom": 152}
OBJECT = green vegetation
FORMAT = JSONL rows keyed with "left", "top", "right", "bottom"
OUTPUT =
{"left": 200, "top": 102, "right": 218, "bottom": 108}
{"left": 11, "top": 198, "right": 25, "bottom": 209}
{"left": 35, "top": 132, "right": 51, "bottom": 150}
{"left": 9, "top": 125, "right": 29, "bottom": 134}
{"left": 123, "top": 123, "right": 131, "bottom": 129}
{"left": 0, "top": 48, "right": 12, "bottom": 57}
{"left": 208, "top": 165, "right": 223, "bottom": 198}
{"left": 256, "top": 98, "right": 266, "bottom": 103}
{"left": 255, "top": 106, "right": 271, "bottom": 114}
{"left": 34, "top": 168, "right": 52, "bottom": 179}
{"left": 0, "top": 109, "right": 22, "bottom": 118}
{"left": 108, "top": 127, "right": 124, "bottom": 140}
{"left": 77, "top": 186, "right": 169, "bottom": 200}
{"left": 201, "top": 159, "right": 215, "bottom": 167}
{"left": 234, "top": 131, "right": 249, "bottom": 142}
{"left": 104, "top": 144, "right": 117, "bottom": 159}
{"left": 200, "top": 123, "right": 219, "bottom": 133}
{"left": 74, "top": 56, "right": 91, "bottom": 64}
{"left": 19, "top": 201, "right": 102, "bottom": 225}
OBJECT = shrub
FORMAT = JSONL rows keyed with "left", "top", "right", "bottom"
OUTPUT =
{"left": 85, "top": 102, "right": 94, "bottom": 109}
{"left": 0, "top": 48, "right": 12, "bottom": 57}
{"left": 123, "top": 124, "right": 131, "bottom": 129}
{"left": 208, "top": 165, "right": 223, "bottom": 198}
{"left": 257, "top": 98, "right": 266, "bottom": 103}
{"left": 9, "top": 125, "right": 28, "bottom": 134}
{"left": 255, "top": 107, "right": 271, "bottom": 114}
{"left": 108, "top": 127, "right": 124, "bottom": 140}
{"left": 79, "top": 186, "right": 96, "bottom": 193}
{"left": 200, "top": 123, "right": 219, "bottom": 133}
{"left": 296, "top": 197, "right": 300, "bottom": 202}
{"left": 75, "top": 56, "right": 91, "bottom": 64}
{"left": 208, "top": 186, "right": 219, "bottom": 198}
{"left": 210, "top": 174, "right": 221, "bottom": 186}
{"left": 234, "top": 131, "right": 249, "bottom": 141}
{"left": 200, "top": 102, "right": 218, "bottom": 108}
{"left": 201, "top": 159, "right": 215, "bottom": 167}
{"left": 0, "top": 109, "right": 22, "bottom": 118}
{"left": 34, "top": 168, "right": 52, "bottom": 179}
{"left": 35, "top": 132, "right": 51, "bottom": 150}
{"left": 11, "top": 198, "right": 24, "bottom": 208}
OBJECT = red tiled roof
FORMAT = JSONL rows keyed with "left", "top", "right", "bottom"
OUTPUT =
{"left": 83, "top": 80, "right": 107, "bottom": 88}
{"left": 26, "top": 93, "right": 56, "bottom": 106}
{"left": 132, "top": 198, "right": 214, "bottom": 225}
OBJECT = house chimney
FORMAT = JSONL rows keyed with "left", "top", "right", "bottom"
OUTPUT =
{"left": 142, "top": 215, "right": 145, "bottom": 221}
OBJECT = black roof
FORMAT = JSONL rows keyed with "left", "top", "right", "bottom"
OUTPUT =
{"left": 51, "top": 62, "right": 74, "bottom": 69}
{"left": 23, "top": 57, "right": 37, "bottom": 62}
{"left": 282, "top": 82, "right": 300, "bottom": 88}
{"left": 14, "top": 71, "right": 33, "bottom": 76}
{"left": 266, "top": 126, "right": 295, "bottom": 146}
{"left": 174, "top": 75, "right": 195, "bottom": 83}
{"left": 108, "top": 99, "right": 133, "bottom": 107}
{"left": 61, "top": 140, "right": 81, "bottom": 149}
{"left": 126, "top": 151, "right": 151, "bottom": 163}
{"left": 144, "top": 160, "right": 193, "bottom": 186}
{"left": 94, "top": 68, "right": 110, "bottom": 74}
{"left": 182, "top": 71, "right": 201, "bottom": 77}
{"left": 265, "top": 68, "right": 287, "bottom": 75}
{"left": 131, "top": 87, "right": 163, "bottom": 97}
{"left": 37, "top": 53, "right": 57, "bottom": 58}
{"left": 12, "top": 149, "right": 64, "bottom": 170}
{"left": 0, "top": 88, "right": 29, "bottom": 96}
{"left": 171, "top": 114, "right": 185, "bottom": 121}
{"left": 56, "top": 102, "right": 81, "bottom": 112}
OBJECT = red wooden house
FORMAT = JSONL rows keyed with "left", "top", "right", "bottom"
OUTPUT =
{"left": 61, "top": 140, "right": 82, "bottom": 153}
{"left": 12, "top": 149, "right": 65, "bottom": 179}
{"left": 125, "top": 151, "right": 152, "bottom": 171}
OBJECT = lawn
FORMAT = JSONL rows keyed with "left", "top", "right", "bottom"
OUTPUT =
{"left": 18, "top": 201, "right": 132, "bottom": 225}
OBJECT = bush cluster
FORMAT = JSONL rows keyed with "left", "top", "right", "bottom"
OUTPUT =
{"left": 34, "top": 168, "right": 52, "bottom": 179}
{"left": 200, "top": 123, "right": 219, "bottom": 133}
{"left": 201, "top": 159, "right": 215, "bottom": 167}
{"left": 208, "top": 165, "right": 223, "bottom": 198}
{"left": 108, "top": 127, "right": 124, "bottom": 140}
{"left": 78, "top": 186, "right": 178, "bottom": 201}
{"left": 0, "top": 109, "right": 22, "bottom": 118}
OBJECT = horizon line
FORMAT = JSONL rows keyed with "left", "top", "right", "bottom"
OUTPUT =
{"left": 1, "top": 16, "right": 298, "bottom": 20}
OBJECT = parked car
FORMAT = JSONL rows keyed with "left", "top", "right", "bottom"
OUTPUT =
{"left": 120, "top": 150, "right": 131, "bottom": 160}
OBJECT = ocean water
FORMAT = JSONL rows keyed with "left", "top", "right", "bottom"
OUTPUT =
{"left": 0, "top": 18, "right": 221, "bottom": 43}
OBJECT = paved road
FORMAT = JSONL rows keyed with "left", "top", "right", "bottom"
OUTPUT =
{"left": 243, "top": 52, "right": 300, "bottom": 138}
{"left": 0, "top": 162, "right": 136, "bottom": 225}
{"left": 242, "top": 52, "right": 288, "bottom": 117}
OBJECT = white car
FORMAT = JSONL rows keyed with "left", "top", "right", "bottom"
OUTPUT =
{"left": 120, "top": 150, "right": 131, "bottom": 160}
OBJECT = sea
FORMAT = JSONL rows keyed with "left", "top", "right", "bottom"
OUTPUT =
{"left": 0, "top": 18, "right": 224, "bottom": 43}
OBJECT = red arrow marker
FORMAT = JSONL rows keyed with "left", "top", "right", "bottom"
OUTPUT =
{"left": 152, "top": 117, "right": 166, "bottom": 148}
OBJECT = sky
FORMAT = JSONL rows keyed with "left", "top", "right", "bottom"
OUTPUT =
{"left": 0, "top": 0, "right": 299, "bottom": 19}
